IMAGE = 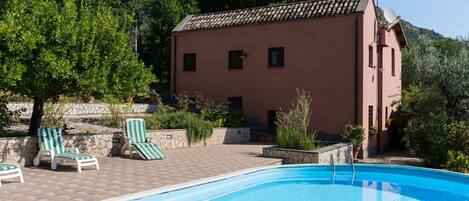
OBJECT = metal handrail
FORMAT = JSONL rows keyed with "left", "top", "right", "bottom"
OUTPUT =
{"left": 350, "top": 152, "right": 356, "bottom": 184}
{"left": 331, "top": 155, "right": 336, "bottom": 184}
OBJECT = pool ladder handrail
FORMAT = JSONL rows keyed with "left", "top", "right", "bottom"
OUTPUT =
{"left": 331, "top": 154, "right": 356, "bottom": 184}
{"left": 350, "top": 152, "right": 356, "bottom": 183}
{"left": 331, "top": 155, "right": 336, "bottom": 184}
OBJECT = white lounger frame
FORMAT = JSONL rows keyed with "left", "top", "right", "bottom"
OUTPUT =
{"left": 33, "top": 147, "right": 99, "bottom": 173}
{"left": 120, "top": 119, "right": 150, "bottom": 160}
{"left": 0, "top": 165, "right": 24, "bottom": 187}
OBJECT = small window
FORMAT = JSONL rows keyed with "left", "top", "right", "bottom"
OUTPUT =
{"left": 391, "top": 48, "right": 396, "bottom": 76}
{"left": 368, "top": 105, "right": 374, "bottom": 128}
{"left": 228, "top": 97, "right": 243, "bottom": 111}
{"left": 229, "top": 50, "right": 244, "bottom": 69}
{"left": 368, "top": 45, "right": 374, "bottom": 67}
{"left": 183, "top": 53, "right": 196, "bottom": 71}
{"left": 385, "top": 106, "right": 389, "bottom": 125}
{"left": 267, "top": 110, "right": 278, "bottom": 133}
{"left": 268, "top": 47, "right": 284, "bottom": 67}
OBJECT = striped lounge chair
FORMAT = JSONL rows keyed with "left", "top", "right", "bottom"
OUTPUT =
{"left": 0, "top": 163, "right": 24, "bottom": 186}
{"left": 121, "top": 119, "right": 166, "bottom": 160}
{"left": 33, "top": 128, "right": 99, "bottom": 172}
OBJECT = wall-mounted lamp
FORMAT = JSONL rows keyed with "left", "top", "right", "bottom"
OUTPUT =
{"left": 240, "top": 52, "right": 248, "bottom": 59}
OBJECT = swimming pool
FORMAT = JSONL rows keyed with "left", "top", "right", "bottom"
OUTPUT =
{"left": 119, "top": 164, "right": 469, "bottom": 201}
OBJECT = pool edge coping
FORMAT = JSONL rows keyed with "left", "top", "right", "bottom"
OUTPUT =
{"left": 102, "top": 164, "right": 469, "bottom": 201}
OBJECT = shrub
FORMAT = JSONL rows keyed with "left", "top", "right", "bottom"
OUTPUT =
{"left": 404, "top": 112, "right": 468, "bottom": 166}
{"left": 106, "top": 102, "right": 123, "bottom": 128}
{"left": 224, "top": 112, "right": 247, "bottom": 127}
{"left": 342, "top": 124, "right": 365, "bottom": 151}
{"left": 446, "top": 150, "right": 469, "bottom": 173}
{"left": 199, "top": 103, "right": 228, "bottom": 127}
{"left": 0, "top": 96, "right": 24, "bottom": 131}
{"left": 174, "top": 93, "right": 247, "bottom": 128}
{"left": 43, "top": 96, "right": 69, "bottom": 128}
{"left": 276, "top": 89, "right": 317, "bottom": 150}
{"left": 146, "top": 111, "right": 213, "bottom": 144}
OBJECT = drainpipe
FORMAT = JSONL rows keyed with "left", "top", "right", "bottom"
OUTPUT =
{"left": 354, "top": 16, "right": 359, "bottom": 125}
{"left": 377, "top": 27, "right": 383, "bottom": 154}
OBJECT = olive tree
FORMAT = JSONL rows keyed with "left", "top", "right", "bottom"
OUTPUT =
{"left": 0, "top": 0, "right": 156, "bottom": 135}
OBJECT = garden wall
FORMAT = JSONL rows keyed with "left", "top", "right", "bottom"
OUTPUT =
{"left": 0, "top": 128, "right": 250, "bottom": 166}
{"left": 262, "top": 143, "right": 353, "bottom": 164}
{"left": 7, "top": 102, "right": 156, "bottom": 118}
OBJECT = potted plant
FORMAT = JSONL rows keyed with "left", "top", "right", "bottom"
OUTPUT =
{"left": 82, "top": 94, "right": 95, "bottom": 103}
{"left": 368, "top": 126, "right": 378, "bottom": 136}
{"left": 342, "top": 123, "right": 365, "bottom": 159}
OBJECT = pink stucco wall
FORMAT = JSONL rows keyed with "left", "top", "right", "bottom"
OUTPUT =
{"left": 360, "top": 0, "right": 379, "bottom": 156}
{"left": 172, "top": 14, "right": 359, "bottom": 136}
{"left": 171, "top": 0, "right": 403, "bottom": 156}
{"left": 378, "top": 26, "right": 403, "bottom": 152}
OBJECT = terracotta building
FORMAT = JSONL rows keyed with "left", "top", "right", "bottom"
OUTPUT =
{"left": 171, "top": 0, "right": 406, "bottom": 157}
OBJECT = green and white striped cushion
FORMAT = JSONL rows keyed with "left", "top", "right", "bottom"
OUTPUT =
{"left": 132, "top": 143, "right": 166, "bottom": 160}
{"left": 0, "top": 163, "right": 18, "bottom": 171}
{"left": 126, "top": 119, "right": 148, "bottom": 143}
{"left": 56, "top": 152, "right": 95, "bottom": 160}
{"left": 38, "top": 128, "right": 65, "bottom": 154}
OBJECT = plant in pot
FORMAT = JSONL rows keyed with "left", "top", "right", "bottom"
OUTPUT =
{"left": 82, "top": 94, "right": 95, "bottom": 103}
{"left": 368, "top": 126, "right": 378, "bottom": 136}
{"left": 342, "top": 123, "right": 365, "bottom": 159}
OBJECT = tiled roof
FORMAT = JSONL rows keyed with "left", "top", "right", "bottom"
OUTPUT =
{"left": 174, "top": 0, "right": 369, "bottom": 32}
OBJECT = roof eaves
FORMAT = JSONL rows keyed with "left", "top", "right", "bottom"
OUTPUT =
{"left": 173, "top": 15, "right": 193, "bottom": 32}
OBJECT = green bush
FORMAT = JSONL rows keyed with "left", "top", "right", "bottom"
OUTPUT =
{"left": 174, "top": 94, "right": 247, "bottom": 128}
{"left": 0, "top": 97, "right": 24, "bottom": 131}
{"left": 43, "top": 96, "right": 69, "bottom": 128}
{"left": 404, "top": 112, "right": 468, "bottom": 166}
{"left": 276, "top": 89, "right": 317, "bottom": 150}
{"left": 224, "top": 112, "right": 247, "bottom": 127}
{"left": 146, "top": 111, "right": 213, "bottom": 144}
{"left": 446, "top": 150, "right": 469, "bottom": 173}
{"left": 200, "top": 104, "right": 228, "bottom": 127}
{"left": 342, "top": 124, "right": 365, "bottom": 151}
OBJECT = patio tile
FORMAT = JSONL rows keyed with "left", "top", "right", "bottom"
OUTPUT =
{"left": 0, "top": 144, "right": 281, "bottom": 200}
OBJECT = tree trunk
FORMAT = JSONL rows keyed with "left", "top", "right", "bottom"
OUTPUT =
{"left": 28, "top": 97, "right": 45, "bottom": 136}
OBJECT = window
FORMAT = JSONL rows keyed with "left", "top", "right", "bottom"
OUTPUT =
{"left": 368, "top": 45, "right": 374, "bottom": 67}
{"left": 267, "top": 110, "right": 278, "bottom": 133}
{"left": 183, "top": 53, "right": 196, "bottom": 71}
{"left": 368, "top": 105, "right": 374, "bottom": 127}
{"left": 228, "top": 97, "right": 243, "bottom": 111}
{"left": 385, "top": 106, "right": 389, "bottom": 125}
{"left": 229, "top": 50, "right": 244, "bottom": 69}
{"left": 391, "top": 48, "right": 396, "bottom": 76}
{"left": 268, "top": 47, "right": 284, "bottom": 67}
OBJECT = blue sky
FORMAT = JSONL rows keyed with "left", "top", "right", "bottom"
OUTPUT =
{"left": 376, "top": 0, "right": 469, "bottom": 38}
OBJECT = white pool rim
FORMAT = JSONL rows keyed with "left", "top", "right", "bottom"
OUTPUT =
{"left": 103, "top": 164, "right": 468, "bottom": 201}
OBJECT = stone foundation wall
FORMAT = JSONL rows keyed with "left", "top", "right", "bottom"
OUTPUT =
{"left": 0, "top": 137, "right": 38, "bottom": 166}
{"left": 0, "top": 128, "right": 250, "bottom": 166}
{"left": 149, "top": 128, "right": 250, "bottom": 150}
{"left": 8, "top": 102, "right": 156, "bottom": 118}
{"left": 262, "top": 143, "right": 352, "bottom": 164}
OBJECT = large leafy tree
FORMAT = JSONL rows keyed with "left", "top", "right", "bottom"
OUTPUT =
{"left": 138, "top": 0, "right": 199, "bottom": 92}
{"left": 0, "top": 0, "right": 156, "bottom": 135}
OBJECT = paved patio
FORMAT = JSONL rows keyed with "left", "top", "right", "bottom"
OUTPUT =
{"left": 358, "top": 150, "right": 425, "bottom": 166}
{"left": 0, "top": 144, "right": 282, "bottom": 201}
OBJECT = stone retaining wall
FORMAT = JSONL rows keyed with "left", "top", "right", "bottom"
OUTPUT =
{"left": 8, "top": 102, "right": 156, "bottom": 117}
{"left": 0, "top": 128, "right": 250, "bottom": 166}
{"left": 262, "top": 143, "right": 352, "bottom": 164}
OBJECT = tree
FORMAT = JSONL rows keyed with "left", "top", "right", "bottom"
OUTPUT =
{"left": 0, "top": 0, "right": 156, "bottom": 135}
{"left": 139, "top": 0, "right": 199, "bottom": 92}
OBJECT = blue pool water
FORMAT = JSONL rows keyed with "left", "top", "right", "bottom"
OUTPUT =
{"left": 135, "top": 165, "right": 469, "bottom": 201}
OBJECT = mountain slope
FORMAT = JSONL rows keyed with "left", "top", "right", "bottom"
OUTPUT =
{"left": 376, "top": 7, "right": 445, "bottom": 41}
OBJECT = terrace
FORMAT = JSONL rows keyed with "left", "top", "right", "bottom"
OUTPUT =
{"left": 0, "top": 144, "right": 281, "bottom": 201}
